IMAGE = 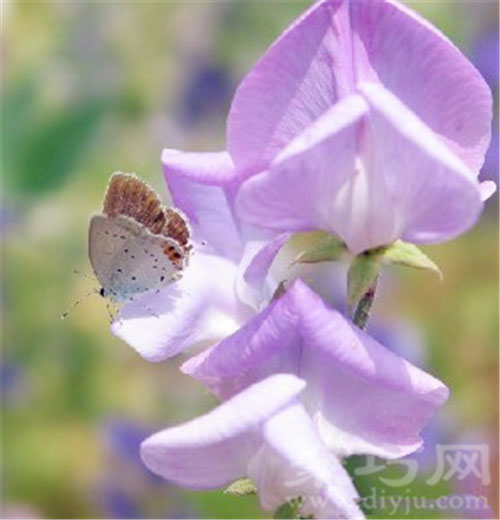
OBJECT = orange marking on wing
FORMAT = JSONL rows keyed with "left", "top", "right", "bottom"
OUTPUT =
{"left": 163, "top": 244, "right": 183, "bottom": 268}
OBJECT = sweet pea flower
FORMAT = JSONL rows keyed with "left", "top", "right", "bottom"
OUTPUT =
{"left": 111, "top": 152, "right": 290, "bottom": 362}
{"left": 156, "top": 0, "right": 494, "bottom": 256}
{"left": 231, "top": 0, "right": 495, "bottom": 254}
{"left": 182, "top": 279, "right": 449, "bottom": 460}
{"left": 141, "top": 374, "right": 364, "bottom": 519}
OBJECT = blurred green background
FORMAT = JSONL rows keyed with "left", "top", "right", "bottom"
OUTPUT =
{"left": 2, "top": 1, "right": 498, "bottom": 518}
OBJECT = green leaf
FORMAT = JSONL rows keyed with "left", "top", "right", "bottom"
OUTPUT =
{"left": 4, "top": 94, "right": 108, "bottom": 194}
{"left": 347, "top": 253, "right": 382, "bottom": 310}
{"left": 381, "top": 240, "right": 442, "bottom": 280}
{"left": 223, "top": 478, "right": 257, "bottom": 497}
{"left": 293, "top": 235, "right": 346, "bottom": 265}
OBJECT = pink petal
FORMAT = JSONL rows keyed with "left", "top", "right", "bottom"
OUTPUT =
{"left": 183, "top": 279, "right": 448, "bottom": 459}
{"left": 140, "top": 374, "right": 306, "bottom": 489}
{"left": 227, "top": 0, "right": 348, "bottom": 177}
{"left": 359, "top": 82, "right": 483, "bottom": 249}
{"left": 351, "top": 0, "right": 492, "bottom": 174}
{"left": 253, "top": 402, "right": 364, "bottom": 518}
{"left": 227, "top": 0, "right": 491, "bottom": 177}
{"left": 111, "top": 251, "right": 251, "bottom": 362}
{"left": 162, "top": 149, "right": 242, "bottom": 259}
{"left": 235, "top": 94, "right": 365, "bottom": 241}
{"left": 162, "top": 149, "right": 236, "bottom": 184}
{"left": 181, "top": 285, "right": 301, "bottom": 399}
{"left": 233, "top": 233, "right": 288, "bottom": 310}
{"left": 236, "top": 85, "right": 484, "bottom": 254}
{"left": 479, "top": 180, "right": 497, "bottom": 201}
{"left": 242, "top": 232, "right": 292, "bottom": 289}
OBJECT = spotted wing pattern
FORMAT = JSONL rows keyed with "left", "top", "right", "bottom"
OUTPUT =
{"left": 89, "top": 215, "right": 186, "bottom": 303}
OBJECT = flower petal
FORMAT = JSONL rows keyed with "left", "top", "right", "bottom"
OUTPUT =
{"left": 237, "top": 85, "right": 484, "bottom": 254}
{"left": 479, "top": 180, "right": 497, "bottom": 201}
{"left": 140, "top": 374, "right": 306, "bottom": 489}
{"left": 233, "top": 232, "right": 285, "bottom": 310}
{"left": 112, "top": 250, "right": 251, "bottom": 362}
{"left": 181, "top": 282, "right": 302, "bottom": 399}
{"left": 162, "top": 149, "right": 242, "bottom": 259}
{"left": 235, "top": 94, "right": 366, "bottom": 240}
{"left": 162, "top": 149, "right": 236, "bottom": 185}
{"left": 251, "top": 401, "right": 364, "bottom": 518}
{"left": 359, "top": 82, "right": 484, "bottom": 249}
{"left": 183, "top": 279, "right": 448, "bottom": 459}
{"left": 242, "top": 232, "right": 292, "bottom": 289}
{"left": 227, "top": 0, "right": 491, "bottom": 176}
{"left": 350, "top": 0, "right": 492, "bottom": 174}
{"left": 227, "top": 0, "right": 348, "bottom": 176}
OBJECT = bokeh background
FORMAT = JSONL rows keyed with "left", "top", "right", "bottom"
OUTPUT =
{"left": 2, "top": 1, "right": 498, "bottom": 518}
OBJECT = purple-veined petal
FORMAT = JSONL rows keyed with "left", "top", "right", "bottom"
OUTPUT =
{"left": 183, "top": 279, "right": 448, "bottom": 459}
{"left": 234, "top": 233, "right": 280, "bottom": 309}
{"left": 250, "top": 402, "right": 364, "bottom": 518}
{"left": 235, "top": 94, "right": 365, "bottom": 241}
{"left": 227, "top": 0, "right": 491, "bottom": 177}
{"left": 140, "top": 374, "right": 306, "bottom": 489}
{"left": 236, "top": 85, "right": 484, "bottom": 254}
{"left": 162, "top": 149, "right": 242, "bottom": 259}
{"left": 357, "top": 82, "right": 484, "bottom": 250}
{"left": 227, "top": 0, "right": 347, "bottom": 177}
{"left": 111, "top": 250, "right": 253, "bottom": 362}
{"left": 162, "top": 149, "right": 236, "bottom": 185}
{"left": 350, "top": 0, "right": 492, "bottom": 174}
{"left": 181, "top": 283, "right": 301, "bottom": 400}
{"left": 242, "top": 232, "right": 292, "bottom": 289}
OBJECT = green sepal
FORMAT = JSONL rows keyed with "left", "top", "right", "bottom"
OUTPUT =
{"left": 223, "top": 478, "right": 257, "bottom": 497}
{"left": 347, "top": 253, "right": 382, "bottom": 310}
{"left": 380, "top": 240, "right": 442, "bottom": 279}
{"left": 293, "top": 235, "right": 346, "bottom": 265}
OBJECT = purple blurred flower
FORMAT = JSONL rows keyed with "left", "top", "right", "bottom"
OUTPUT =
{"left": 1, "top": 362, "right": 21, "bottom": 396}
{"left": 178, "top": 59, "right": 233, "bottom": 129}
{"left": 106, "top": 418, "right": 151, "bottom": 467}
{"left": 472, "top": 29, "right": 499, "bottom": 90}
{"left": 471, "top": 28, "right": 498, "bottom": 185}
{"left": 141, "top": 374, "right": 364, "bottom": 518}
{"left": 157, "top": 0, "right": 494, "bottom": 256}
{"left": 481, "top": 127, "right": 499, "bottom": 183}
{"left": 182, "top": 280, "right": 448, "bottom": 460}
{"left": 101, "top": 485, "right": 140, "bottom": 519}
{"left": 0, "top": 361, "right": 31, "bottom": 407}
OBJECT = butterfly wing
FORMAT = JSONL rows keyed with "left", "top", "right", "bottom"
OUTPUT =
{"left": 89, "top": 214, "right": 186, "bottom": 303}
{"left": 103, "top": 173, "right": 191, "bottom": 253}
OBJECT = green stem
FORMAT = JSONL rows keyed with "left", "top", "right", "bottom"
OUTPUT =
{"left": 352, "top": 276, "right": 378, "bottom": 330}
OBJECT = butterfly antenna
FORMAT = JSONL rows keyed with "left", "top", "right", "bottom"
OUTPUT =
{"left": 61, "top": 288, "right": 99, "bottom": 320}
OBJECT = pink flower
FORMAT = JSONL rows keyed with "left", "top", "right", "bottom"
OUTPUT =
{"left": 141, "top": 374, "right": 365, "bottom": 518}
{"left": 182, "top": 280, "right": 448, "bottom": 460}
{"left": 157, "top": 0, "right": 494, "bottom": 255}
{"left": 231, "top": 0, "right": 494, "bottom": 253}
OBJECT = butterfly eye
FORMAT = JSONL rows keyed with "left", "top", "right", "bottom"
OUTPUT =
{"left": 100, "top": 287, "right": 106, "bottom": 297}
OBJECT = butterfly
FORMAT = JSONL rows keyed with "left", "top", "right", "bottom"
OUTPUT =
{"left": 88, "top": 172, "right": 191, "bottom": 304}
